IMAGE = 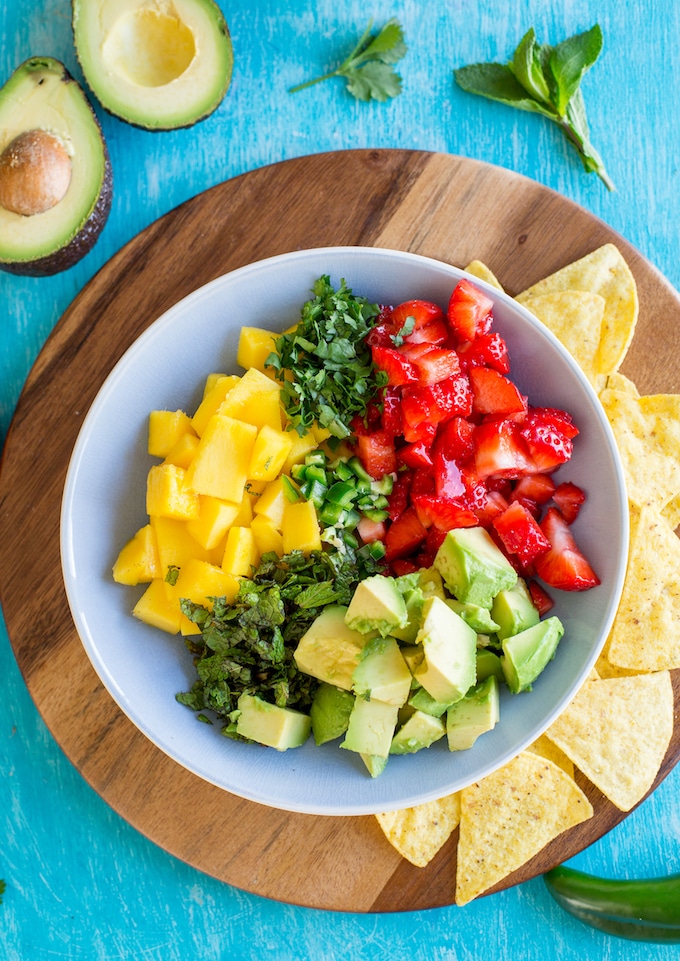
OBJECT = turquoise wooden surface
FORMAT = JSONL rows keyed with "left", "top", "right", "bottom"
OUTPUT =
{"left": 2, "top": 1, "right": 680, "bottom": 957}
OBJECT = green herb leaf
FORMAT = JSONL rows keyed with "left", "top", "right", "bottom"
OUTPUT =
{"left": 289, "top": 18, "right": 407, "bottom": 102}
{"left": 454, "top": 24, "right": 613, "bottom": 190}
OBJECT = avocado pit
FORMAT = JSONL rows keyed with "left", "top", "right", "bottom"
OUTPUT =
{"left": 0, "top": 128, "right": 72, "bottom": 216}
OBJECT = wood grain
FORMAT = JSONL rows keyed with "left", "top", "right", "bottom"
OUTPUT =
{"left": 1, "top": 149, "right": 678, "bottom": 912}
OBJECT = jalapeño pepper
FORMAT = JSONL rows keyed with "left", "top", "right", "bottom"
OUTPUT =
{"left": 544, "top": 866, "right": 680, "bottom": 943}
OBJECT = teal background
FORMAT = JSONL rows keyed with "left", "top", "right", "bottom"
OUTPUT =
{"left": 2, "top": 1, "right": 680, "bottom": 958}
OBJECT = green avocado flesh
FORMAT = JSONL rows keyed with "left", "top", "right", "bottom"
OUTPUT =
{"left": 0, "top": 58, "right": 111, "bottom": 275}
{"left": 72, "top": 0, "right": 234, "bottom": 130}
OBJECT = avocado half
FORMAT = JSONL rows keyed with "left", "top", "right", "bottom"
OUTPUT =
{"left": 0, "top": 58, "right": 112, "bottom": 277}
{"left": 72, "top": 0, "right": 234, "bottom": 131}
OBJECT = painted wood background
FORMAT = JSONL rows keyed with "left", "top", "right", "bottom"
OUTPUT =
{"left": 1, "top": 1, "right": 680, "bottom": 958}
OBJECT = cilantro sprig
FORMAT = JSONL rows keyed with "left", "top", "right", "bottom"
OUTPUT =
{"left": 289, "top": 18, "right": 407, "bottom": 102}
{"left": 266, "top": 275, "right": 387, "bottom": 439}
{"left": 454, "top": 25, "right": 614, "bottom": 190}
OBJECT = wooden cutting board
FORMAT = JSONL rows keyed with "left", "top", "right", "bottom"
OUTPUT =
{"left": 1, "top": 150, "right": 679, "bottom": 913}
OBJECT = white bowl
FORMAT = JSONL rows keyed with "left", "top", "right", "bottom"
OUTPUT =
{"left": 60, "top": 246, "right": 628, "bottom": 816}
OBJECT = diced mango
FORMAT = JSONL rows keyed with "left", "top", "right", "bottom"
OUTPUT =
{"left": 191, "top": 375, "right": 241, "bottom": 436}
{"left": 251, "top": 514, "right": 285, "bottom": 556}
{"left": 184, "top": 414, "right": 257, "bottom": 502}
{"left": 282, "top": 500, "right": 322, "bottom": 554}
{"left": 282, "top": 430, "right": 319, "bottom": 473}
{"left": 253, "top": 477, "right": 288, "bottom": 529}
{"left": 150, "top": 516, "right": 210, "bottom": 574}
{"left": 202, "top": 372, "right": 228, "bottom": 400}
{"left": 133, "top": 578, "right": 182, "bottom": 634}
{"left": 148, "top": 409, "right": 196, "bottom": 458}
{"left": 233, "top": 489, "right": 254, "bottom": 526}
{"left": 311, "top": 422, "right": 332, "bottom": 444}
{"left": 237, "top": 327, "right": 278, "bottom": 374}
{"left": 218, "top": 367, "right": 283, "bottom": 431}
{"left": 146, "top": 464, "right": 199, "bottom": 520}
{"left": 222, "top": 526, "right": 259, "bottom": 576}
{"left": 162, "top": 432, "right": 200, "bottom": 469}
{"left": 186, "top": 495, "right": 242, "bottom": 550}
{"left": 248, "top": 425, "right": 294, "bottom": 482}
{"left": 112, "top": 524, "right": 160, "bottom": 585}
{"left": 170, "top": 558, "right": 240, "bottom": 634}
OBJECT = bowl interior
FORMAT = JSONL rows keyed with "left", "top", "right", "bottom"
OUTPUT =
{"left": 60, "top": 246, "right": 628, "bottom": 815}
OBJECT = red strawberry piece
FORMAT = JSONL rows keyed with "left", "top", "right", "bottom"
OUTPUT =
{"left": 387, "top": 471, "right": 412, "bottom": 521}
{"left": 426, "top": 525, "right": 447, "bottom": 555}
{"left": 371, "top": 344, "right": 419, "bottom": 387}
{"left": 397, "top": 440, "right": 434, "bottom": 470}
{"left": 527, "top": 580, "right": 555, "bottom": 616}
{"left": 525, "top": 406, "right": 580, "bottom": 439}
{"left": 474, "top": 489, "right": 509, "bottom": 527}
{"left": 356, "top": 515, "right": 387, "bottom": 544}
{"left": 469, "top": 366, "right": 527, "bottom": 416}
{"left": 520, "top": 421, "right": 573, "bottom": 473}
{"left": 356, "top": 430, "right": 397, "bottom": 479}
{"left": 457, "top": 331, "right": 510, "bottom": 374}
{"left": 380, "top": 386, "right": 403, "bottom": 435}
{"left": 384, "top": 506, "right": 428, "bottom": 561}
{"left": 552, "top": 481, "right": 586, "bottom": 524}
{"left": 473, "top": 418, "right": 536, "bottom": 479}
{"left": 511, "top": 472, "right": 556, "bottom": 506}
{"left": 433, "top": 444, "right": 465, "bottom": 498}
{"left": 391, "top": 299, "right": 448, "bottom": 346}
{"left": 447, "top": 278, "right": 494, "bottom": 343}
{"left": 399, "top": 343, "right": 461, "bottom": 385}
{"left": 412, "top": 492, "right": 479, "bottom": 531}
{"left": 492, "top": 501, "right": 551, "bottom": 567}
{"left": 410, "top": 468, "right": 436, "bottom": 497}
{"left": 534, "top": 507, "right": 600, "bottom": 591}
{"left": 390, "top": 559, "right": 420, "bottom": 576}
{"left": 434, "top": 415, "right": 476, "bottom": 464}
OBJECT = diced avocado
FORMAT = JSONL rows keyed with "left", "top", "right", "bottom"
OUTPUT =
{"left": 310, "top": 683, "right": 355, "bottom": 745}
{"left": 72, "top": 0, "right": 233, "bottom": 131}
{"left": 407, "top": 686, "right": 452, "bottom": 718}
{"left": 340, "top": 697, "right": 399, "bottom": 758}
{"left": 352, "top": 636, "right": 412, "bottom": 706}
{"left": 390, "top": 710, "right": 446, "bottom": 754}
{"left": 413, "top": 596, "right": 477, "bottom": 704}
{"left": 434, "top": 527, "right": 517, "bottom": 608}
{"left": 294, "top": 604, "right": 368, "bottom": 690}
{"left": 447, "top": 675, "right": 500, "bottom": 751}
{"left": 390, "top": 587, "right": 424, "bottom": 643}
{"left": 345, "top": 574, "right": 408, "bottom": 636}
{"left": 235, "top": 693, "right": 311, "bottom": 751}
{"left": 491, "top": 578, "right": 540, "bottom": 640}
{"left": 445, "top": 598, "right": 501, "bottom": 634}
{"left": 0, "top": 58, "right": 111, "bottom": 276}
{"left": 500, "top": 616, "right": 564, "bottom": 694}
{"left": 417, "top": 566, "right": 447, "bottom": 600}
{"left": 475, "top": 648, "right": 505, "bottom": 682}
{"left": 400, "top": 643, "right": 425, "bottom": 675}
{"left": 360, "top": 753, "right": 389, "bottom": 778}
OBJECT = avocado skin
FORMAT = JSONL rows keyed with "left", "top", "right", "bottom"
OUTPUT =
{"left": 0, "top": 60, "right": 113, "bottom": 277}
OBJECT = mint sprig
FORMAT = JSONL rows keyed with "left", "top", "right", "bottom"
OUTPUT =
{"left": 454, "top": 25, "right": 614, "bottom": 190}
{"left": 289, "top": 18, "right": 407, "bottom": 102}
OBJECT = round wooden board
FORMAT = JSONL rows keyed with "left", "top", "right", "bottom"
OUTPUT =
{"left": 1, "top": 150, "right": 679, "bottom": 913}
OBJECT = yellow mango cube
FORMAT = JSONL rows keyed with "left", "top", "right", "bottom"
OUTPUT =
{"left": 191, "top": 375, "right": 241, "bottom": 436}
{"left": 311, "top": 421, "right": 332, "bottom": 444}
{"left": 237, "top": 327, "right": 278, "bottom": 374}
{"left": 282, "top": 500, "right": 322, "bottom": 554}
{"left": 186, "top": 495, "right": 241, "bottom": 550}
{"left": 148, "top": 409, "right": 196, "bottom": 458}
{"left": 233, "top": 489, "right": 255, "bottom": 526}
{"left": 150, "top": 516, "right": 210, "bottom": 575}
{"left": 184, "top": 414, "right": 257, "bottom": 502}
{"left": 146, "top": 464, "right": 200, "bottom": 520}
{"left": 282, "top": 430, "right": 319, "bottom": 473}
{"left": 251, "top": 514, "right": 285, "bottom": 556}
{"left": 253, "top": 477, "right": 288, "bottom": 529}
{"left": 202, "top": 372, "right": 227, "bottom": 399}
{"left": 170, "top": 558, "right": 240, "bottom": 634}
{"left": 162, "top": 432, "right": 200, "bottom": 469}
{"left": 133, "top": 578, "right": 182, "bottom": 634}
{"left": 112, "top": 524, "right": 160, "bottom": 585}
{"left": 218, "top": 367, "right": 283, "bottom": 431}
{"left": 222, "top": 526, "right": 259, "bottom": 577}
{"left": 248, "top": 425, "right": 294, "bottom": 482}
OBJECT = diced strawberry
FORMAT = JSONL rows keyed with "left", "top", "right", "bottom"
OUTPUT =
{"left": 402, "top": 419, "right": 438, "bottom": 445}
{"left": 390, "top": 559, "right": 420, "bottom": 576}
{"left": 511, "top": 495, "right": 540, "bottom": 519}
{"left": 366, "top": 319, "right": 396, "bottom": 350}
{"left": 387, "top": 471, "right": 412, "bottom": 521}
{"left": 433, "top": 442, "right": 466, "bottom": 498}
{"left": 391, "top": 299, "right": 448, "bottom": 346}
{"left": 534, "top": 507, "right": 600, "bottom": 591}
{"left": 552, "top": 481, "right": 586, "bottom": 524}
{"left": 521, "top": 420, "right": 573, "bottom": 473}
{"left": 397, "top": 440, "right": 434, "bottom": 469}
{"left": 469, "top": 366, "right": 527, "bottom": 416}
{"left": 412, "top": 492, "right": 478, "bottom": 531}
{"left": 399, "top": 343, "right": 461, "bottom": 385}
{"left": 410, "top": 468, "right": 436, "bottom": 497}
{"left": 525, "top": 406, "right": 579, "bottom": 440}
{"left": 447, "top": 279, "right": 494, "bottom": 343}
{"left": 457, "top": 331, "right": 510, "bottom": 374}
{"left": 371, "top": 345, "right": 419, "bottom": 387}
{"left": 511, "top": 473, "right": 556, "bottom": 506}
{"left": 356, "top": 430, "right": 397, "bottom": 479}
{"left": 492, "top": 501, "right": 551, "bottom": 567}
{"left": 357, "top": 515, "right": 387, "bottom": 544}
{"left": 413, "top": 551, "right": 435, "bottom": 569}
{"left": 380, "top": 386, "right": 403, "bottom": 435}
{"left": 434, "top": 416, "right": 476, "bottom": 464}
{"left": 474, "top": 489, "right": 509, "bottom": 527}
{"left": 527, "top": 580, "right": 555, "bottom": 616}
{"left": 473, "top": 418, "right": 536, "bottom": 479}
{"left": 384, "top": 506, "right": 428, "bottom": 561}
{"left": 426, "top": 525, "right": 447, "bottom": 555}
{"left": 401, "top": 378, "right": 470, "bottom": 438}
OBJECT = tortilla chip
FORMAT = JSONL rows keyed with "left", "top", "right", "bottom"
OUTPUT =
{"left": 603, "top": 371, "right": 639, "bottom": 396}
{"left": 521, "top": 291, "right": 605, "bottom": 387}
{"left": 599, "top": 388, "right": 680, "bottom": 511}
{"left": 375, "top": 793, "right": 461, "bottom": 867}
{"left": 527, "top": 733, "right": 574, "bottom": 777}
{"left": 545, "top": 672, "right": 673, "bottom": 812}
{"left": 605, "top": 503, "right": 680, "bottom": 671}
{"left": 516, "top": 244, "right": 638, "bottom": 380}
{"left": 662, "top": 492, "right": 680, "bottom": 531}
{"left": 464, "top": 260, "right": 504, "bottom": 290}
{"left": 455, "top": 752, "right": 593, "bottom": 905}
